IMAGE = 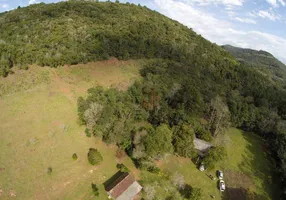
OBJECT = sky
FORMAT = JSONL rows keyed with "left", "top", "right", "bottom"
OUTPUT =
{"left": 0, "top": 0, "right": 286, "bottom": 63}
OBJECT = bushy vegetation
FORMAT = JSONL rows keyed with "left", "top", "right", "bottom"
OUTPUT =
{"left": 222, "top": 45, "right": 286, "bottom": 86}
{"left": 0, "top": 0, "right": 230, "bottom": 77}
{"left": 173, "top": 124, "right": 197, "bottom": 158}
{"left": 1, "top": 0, "right": 286, "bottom": 197}
{"left": 46, "top": 167, "right": 52, "bottom": 175}
{"left": 71, "top": 2, "right": 286, "bottom": 197}
{"left": 116, "top": 163, "right": 130, "bottom": 172}
{"left": 87, "top": 148, "right": 103, "bottom": 166}
{"left": 202, "top": 146, "right": 227, "bottom": 170}
{"left": 141, "top": 171, "right": 202, "bottom": 200}
{"left": 72, "top": 153, "right": 78, "bottom": 160}
{"left": 91, "top": 183, "right": 99, "bottom": 197}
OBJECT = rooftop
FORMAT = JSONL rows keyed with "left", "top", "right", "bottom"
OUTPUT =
{"left": 105, "top": 172, "right": 142, "bottom": 200}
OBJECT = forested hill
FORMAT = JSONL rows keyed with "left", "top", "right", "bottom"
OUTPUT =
{"left": 222, "top": 45, "right": 286, "bottom": 83}
{"left": 1, "top": 1, "right": 286, "bottom": 198}
{"left": 0, "top": 0, "right": 232, "bottom": 76}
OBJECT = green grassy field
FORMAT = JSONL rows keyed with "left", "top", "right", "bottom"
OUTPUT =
{"left": 0, "top": 61, "right": 275, "bottom": 200}
{"left": 0, "top": 59, "right": 141, "bottom": 200}
{"left": 157, "top": 128, "right": 276, "bottom": 200}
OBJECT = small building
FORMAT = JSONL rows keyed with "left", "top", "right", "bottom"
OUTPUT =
{"left": 194, "top": 138, "right": 212, "bottom": 156}
{"left": 105, "top": 172, "right": 142, "bottom": 200}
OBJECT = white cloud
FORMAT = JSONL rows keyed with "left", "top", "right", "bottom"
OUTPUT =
{"left": 265, "top": 0, "right": 286, "bottom": 6}
{"left": 278, "top": 0, "right": 286, "bottom": 6}
{"left": 233, "top": 17, "right": 256, "bottom": 24}
{"left": 258, "top": 9, "right": 281, "bottom": 21}
{"left": 154, "top": 0, "right": 286, "bottom": 63}
{"left": 266, "top": 0, "right": 278, "bottom": 7}
{"left": 29, "top": 0, "right": 40, "bottom": 5}
{"left": 0, "top": 3, "right": 9, "bottom": 9}
{"left": 184, "top": 0, "right": 244, "bottom": 6}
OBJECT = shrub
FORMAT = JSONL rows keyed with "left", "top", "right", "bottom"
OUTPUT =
{"left": 46, "top": 167, "right": 52, "bottom": 175}
{"left": 136, "top": 158, "right": 160, "bottom": 174}
{"left": 91, "top": 183, "right": 99, "bottom": 196}
{"left": 88, "top": 148, "right": 103, "bottom": 165}
{"left": 116, "top": 163, "right": 130, "bottom": 172}
{"left": 195, "top": 127, "right": 213, "bottom": 142}
{"left": 179, "top": 184, "right": 202, "bottom": 200}
{"left": 203, "top": 146, "right": 227, "bottom": 170}
{"left": 72, "top": 153, "right": 78, "bottom": 160}
{"left": 147, "top": 165, "right": 160, "bottom": 174}
{"left": 85, "top": 128, "right": 91, "bottom": 137}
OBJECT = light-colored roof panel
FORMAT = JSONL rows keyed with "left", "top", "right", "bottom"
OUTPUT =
{"left": 116, "top": 181, "right": 142, "bottom": 200}
{"left": 108, "top": 173, "right": 135, "bottom": 198}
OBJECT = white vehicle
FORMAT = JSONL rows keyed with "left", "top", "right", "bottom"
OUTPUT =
{"left": 199, "top": 164, "right": 205, "bottom": 171}
{"left": 217, "top": 170, "right": 223, "bottom": 180}
{"left": 219, "top": 180, "right": 226, "bottom": 192}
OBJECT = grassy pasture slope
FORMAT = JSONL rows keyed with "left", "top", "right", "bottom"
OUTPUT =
{"left": 0, "top": 61, "right": 275, "bottom": 200}
{"left": 0, "top": 59, "right": 141, "bottom": 200}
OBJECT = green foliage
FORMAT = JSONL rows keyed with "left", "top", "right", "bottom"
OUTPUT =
{"left": 179, "top": 184, "right": 202, "bottom": 200}
{"left": 85, "top": 128, "right": 91, "bottom": 137}
{"left": 136, "top": 157, "right": 161, "bottom": 174}
{"left": 91, "top": 183, "right": 99, "bottom": 196}
{"left": 0, "top": 0, "right": 231, "bottom": 76}
{"left": 189, "top": 187, "right": 202, "bottom": 200}
{"left": 203, "top": 146, "right": 227, "bottom": 170}
{"left": 222, "top": 45, "right": 286, "bottom": 85}
{"left": 46, "top": 167, "right": 52, "bottom": 175}
{"left": 195, "top": 126, "right": 213, "bottom": 142}
{"left": 143, "top": 124, "right": 174, "bottom": 158}
{"left": 87, "top": 148, "right": 103, "bottom": 166}
{"left": 77, "top": 86, "right": 147, "bottom": 147}
{"left": 173, "top": 124, "right": 197, "bottom": 158}
{"left": 275, "top": 134, "right": 286, "bottom": 199}
{"left": 72, "top": 153, "right": 78, "bottom": 160}
{"left": 116, "top": 163, "right": 130, "bottom": 172}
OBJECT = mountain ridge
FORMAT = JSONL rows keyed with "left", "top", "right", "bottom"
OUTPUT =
{"left": 222, "top": 44, "right": 286, "bottom": 85}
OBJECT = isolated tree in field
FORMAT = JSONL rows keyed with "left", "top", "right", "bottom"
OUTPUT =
{"left": 84, "top": 102, "right": 103, "bottom": 130}
{"left": 209, "top": 96, "right": 230, "bottom": 136}
{"left": 91, "top": 183, "right": 99, "bottom": 196}
{"left": 72, "top": 153, "right": 78, "bottom": 160}
{"left": 179, "top": 184, "right": 202, "bottom": 200}
{"left": 88, "top": 148, "right": 103, "bottom": 165}
{"left": 173, "top": 124, "right": 197, "bottom": 158}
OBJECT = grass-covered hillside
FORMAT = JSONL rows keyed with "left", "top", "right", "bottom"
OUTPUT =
{"left": 0, "top": 60, "right": 142, "bottom": 199}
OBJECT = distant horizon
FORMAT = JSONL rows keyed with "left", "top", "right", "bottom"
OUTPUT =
{"left": 0, "top": 0, "right": 286, "bottom": 64}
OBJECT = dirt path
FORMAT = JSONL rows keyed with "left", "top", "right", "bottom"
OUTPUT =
{"left": 50, "top": 69, "right": 75, "bottom": 102}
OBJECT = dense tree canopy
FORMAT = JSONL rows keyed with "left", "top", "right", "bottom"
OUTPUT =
{"left": 0, "top": 0, "right": 231, "bottom": 76}
{"left": 0, "top": 0, "right": 285, "bottom": 197}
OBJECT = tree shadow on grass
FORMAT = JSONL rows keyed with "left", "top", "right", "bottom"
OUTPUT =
{"left": 237, "top": 131, "right": 279, "bottom": 199}
{"left": 222, "top": 187, "right": 267, "bottom": 200}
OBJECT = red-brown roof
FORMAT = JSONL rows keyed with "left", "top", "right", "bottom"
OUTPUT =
{"left": 107, "top": 173, "right": 136, "bottom": 199}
